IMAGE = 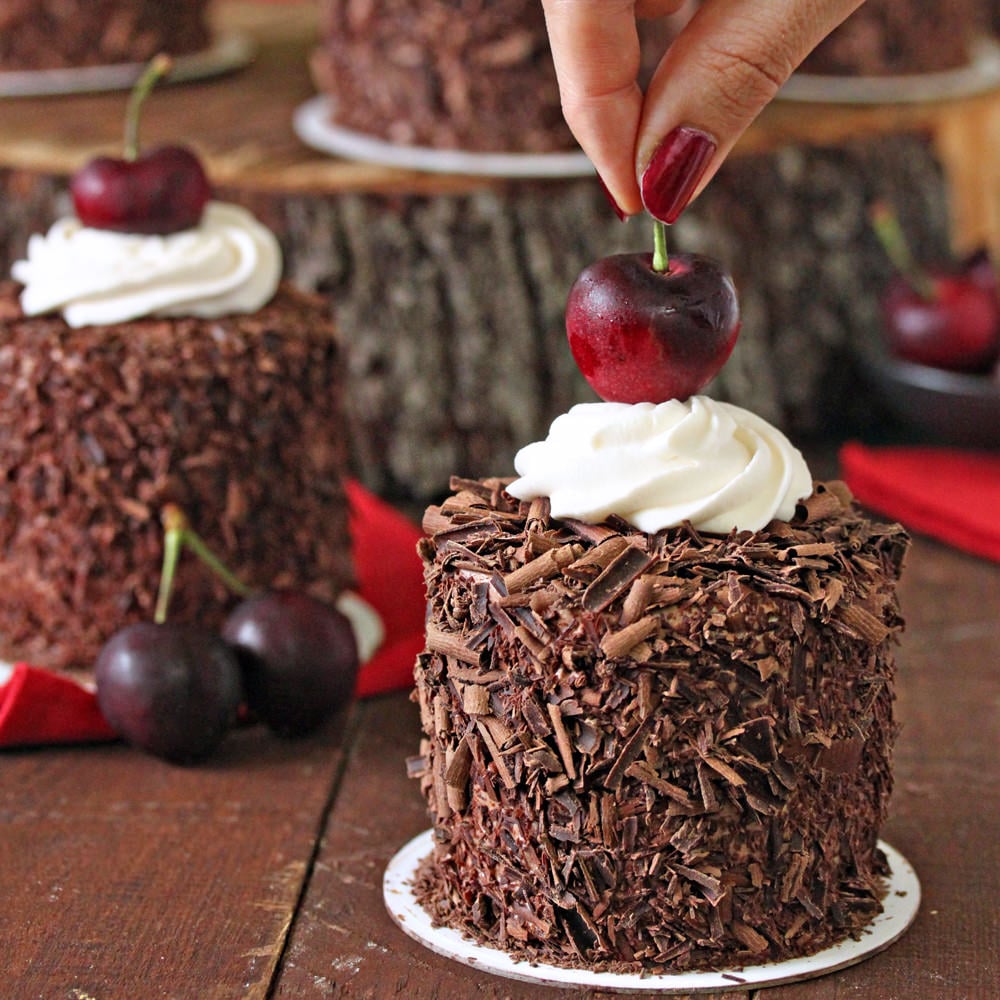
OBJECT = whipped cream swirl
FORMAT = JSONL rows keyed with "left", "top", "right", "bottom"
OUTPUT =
{"left": 12, "top": 202, "right": 281, "bottom": 328}
{"left": 507, "top": 396, "right": 813, "bottom": 534}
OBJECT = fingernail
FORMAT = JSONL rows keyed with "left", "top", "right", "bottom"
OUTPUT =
{"left": 640, "top": 126, "right": 717, "bottom": 224}
{"left": 597, "top": 176, "right": 628, "bottom": 222}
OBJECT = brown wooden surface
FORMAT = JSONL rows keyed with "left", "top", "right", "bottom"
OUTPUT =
{"left": 2, "top": 526, "right": 998, "bottom": 999}
{"left": 1, "top": 1, "right": 999, "bottom": 255}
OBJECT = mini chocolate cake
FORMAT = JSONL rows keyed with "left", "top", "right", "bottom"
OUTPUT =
{"left": 799, "top": 0, "right": 980, "bottom": 76}
{"left": 0, "top": 0, "right": 212, "bottom": 72}
{"left": 310, "top": 0, "right": 575, "bottom": 153}
{"left": 0, "top": 281, "right": 352, "bottom": 676}
{"left": 410, "top": 476, "right": 908, "bottom": 972}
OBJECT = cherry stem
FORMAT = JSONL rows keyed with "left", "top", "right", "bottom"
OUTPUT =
{"left": 869, "top": 201, "right": 936, "bottom": 302}
{"left": 153, "top": 503, "right": 253, "bottom": 624}
{"left": 652, "top": 219, "right": 670, "bottom": 273}
{"left": 124, "top": 54, "right": 173, "bottom": 162}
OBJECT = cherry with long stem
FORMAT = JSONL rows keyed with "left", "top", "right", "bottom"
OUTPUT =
{"left": 869, "top": 201, "right": 936, "bottom": 301}
{"left": 123, "top": 54, "right": 173, "bottom": 161}
{"left": 154, "top": 504, "right": 252, "bottom": 624}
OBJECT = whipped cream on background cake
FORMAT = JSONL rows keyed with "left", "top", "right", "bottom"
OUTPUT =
{"left": 13, "top": 202, "right": 281, "bottom": 327}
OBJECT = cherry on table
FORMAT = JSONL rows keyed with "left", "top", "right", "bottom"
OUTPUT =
{"left": 566, "top": 224, "right": 740, "bottom": 403}
{"left": 94, "top": 622, "right": 243, "bottom": 764}
{"left": 222, "top": 590, "right": 360, "bottom": 738}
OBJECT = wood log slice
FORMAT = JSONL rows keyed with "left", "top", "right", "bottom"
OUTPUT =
{"left": 0, "top": 132, "right": 951, "bottom": 504}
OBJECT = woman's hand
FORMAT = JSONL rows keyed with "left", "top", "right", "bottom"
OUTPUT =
{"left": 541, "top": 0, "right": 865, "bottom": 221}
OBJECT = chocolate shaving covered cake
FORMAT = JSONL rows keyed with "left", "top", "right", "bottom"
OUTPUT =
{"left": 0, "top": 202, "right": 352, "bottom": 677}
{"left": 310, "top": 0, "right": 574, "bottom": 153}
{"left": 0, "top": 0, "right": 213, "bottom": 72}
{"left": 410, "top": 397, "right": 908, "bottom": 972}
{"left": 799, "top": 0, "right": 981, "bottom": 76}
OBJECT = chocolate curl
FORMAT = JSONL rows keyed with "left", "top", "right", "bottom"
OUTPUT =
{"left": 600, "top": 615, "right": 659, "bottom": 658}
{"left": 504, "top": 542, "right": 583, "bottom": 593}
{"left": 837, "top": 603, "right": 892, "bottom": 644}
{"left": 547, "top": 701, "right": 577, "bottom": 780}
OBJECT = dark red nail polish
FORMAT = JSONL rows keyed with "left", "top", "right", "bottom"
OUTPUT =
{"left": 640, "top": 126, "right": 716, "bottom": 224}
{"left": 597, "top": 176, "right": 628, "bottom": 222}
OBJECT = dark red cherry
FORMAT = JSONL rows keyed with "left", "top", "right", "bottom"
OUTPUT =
{"left": 881, "top": 271, "right": 1000, "bottom": 373}
{"left": 566, "top": 251, "right": 740, "bottom": 403}
{"left": 68, "top": 54, "right": 211, "bottom": 235}
{"left": 94, "top": 622, "right": 242, "bottom": 764}
{"left": 70, "top": 146, "right": 211, "bottom": 235}
{"left": 222, "top": 591, "right": 360, "bottom": 738}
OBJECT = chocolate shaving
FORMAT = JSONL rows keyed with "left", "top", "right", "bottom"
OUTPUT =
{"left": 476, "top": 720, "right": 516, "bottom": 790}
{"left": 547, "top": 701, "right": 578, "bottom": 780}
{"left": 462, "top": 684, "right": 491, "bottom": 716}
{"left": 605, "top": 715, "right": 656, "bottom": 790}
{"left": 836, "top": 603, "right": 892, "bottom": 644}
{"left": 505, "top": 542, "right": 583, "bottom": 594}
{"left": 425, "top": 623, "right": 483, "bottom": 666}
{"left": 583, "top": 546, "right": 655, "bottom": 613}
{"left": 600, "top": 615, "right": 659, "bottom": 658}
{"left": 625, "top": 761, "right": 694, "bottom": 807}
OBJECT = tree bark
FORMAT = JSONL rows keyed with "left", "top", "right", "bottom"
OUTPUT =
{"left": 1, "top": 132, "right": 950, "bottom": 504}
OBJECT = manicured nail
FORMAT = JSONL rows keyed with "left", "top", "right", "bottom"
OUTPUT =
{"left": 597, "top": 176, "right": 628, "bottom": 222}
{"left": 640, "top": 126, "right": 717, "bottom": 224}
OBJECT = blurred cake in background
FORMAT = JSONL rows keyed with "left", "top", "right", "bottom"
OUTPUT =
{"left": 0, "top": 0, "right": 213, "bottom": 71}
{"left": 310, "top": 0, "right": 573, "bottom": 152}
{"left": 799, "top": 0, "right": 983, "bottom": 76}
{"left": 309, "top": 0, "right": 695, "bottom": 154}
{"left": 0, "top": 201, "right": 354, "bottom": 677}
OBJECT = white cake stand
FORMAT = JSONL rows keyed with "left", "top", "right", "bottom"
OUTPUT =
{"left": 384, "top": 829, "right": 920, "bottom": 993}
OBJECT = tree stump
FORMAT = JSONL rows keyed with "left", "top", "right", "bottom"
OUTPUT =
{"left": 0, "top": 131, "right": 951, "bottom": 504}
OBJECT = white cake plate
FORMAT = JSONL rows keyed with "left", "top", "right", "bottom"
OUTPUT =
{"left": 0, "top": 32, "right": 256, "bottom": 97}
{"left": 778, "top": 36, "right": 1000, "bottom": 104}
{"left": 384, "top": 829, "right": 920, "bottom": 993}
{"left": 293, "top": 96, "right": 595, "bottom": 178}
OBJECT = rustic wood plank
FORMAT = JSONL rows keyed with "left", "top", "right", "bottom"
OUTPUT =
{"left": 0, "top": 716, "right": 352, "bottom": 1000}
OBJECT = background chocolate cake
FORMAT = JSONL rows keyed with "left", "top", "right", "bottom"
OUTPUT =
{"left": 799, "top": 0, "right": 983, "bottom": 75}
{"left": 310, "top": 0, "right": 573, "bottom": 153}
{"left": 309, "top": 0, "right": 694, "bottom": 153}
{"left": 0, "top": 0, "right": 213, "bottom": 72}
{"left": 411, "top": 476, "right": 908, "bottom": 972}
{"left": 0, "top": 281, "right": 353, "bottom": 676}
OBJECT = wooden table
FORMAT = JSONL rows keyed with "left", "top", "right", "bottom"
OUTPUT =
{"left": 3, "top": 526, "right": 998, "bottom": 999}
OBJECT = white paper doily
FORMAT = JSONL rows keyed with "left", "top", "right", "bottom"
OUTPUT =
{"left": 0, "top": 32, "right": 256, "bottom": 97}
{"left": 384, "top": 830, "right": 920, "bottom": 993}
{"left": 293, "top": 96, "right": 595, "bottom": 178}
{"left": 778, "top": 36, "right": 1000, "bottom": 104}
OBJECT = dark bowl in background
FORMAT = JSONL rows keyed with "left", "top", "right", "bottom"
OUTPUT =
{"left": 855, "top": 338, "right": 1000, "bottom": 448}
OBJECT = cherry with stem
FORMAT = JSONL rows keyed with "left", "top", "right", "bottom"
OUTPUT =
{"left": 565, "top": 216, "right": 741, "bottom": 404}
{"left": 869, "top": 201, "right": 1000, "bottom": 373}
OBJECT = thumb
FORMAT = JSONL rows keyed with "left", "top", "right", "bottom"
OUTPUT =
{"left": 638, "top": 0, "right": 864, "bottom": 222}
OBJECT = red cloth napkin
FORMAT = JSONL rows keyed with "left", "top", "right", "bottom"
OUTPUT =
{"left": 840, "top": 442, "right": 1000, "bottom": 562}
{"left": 0, "top": 481, "right": 426, "bottom": 749}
